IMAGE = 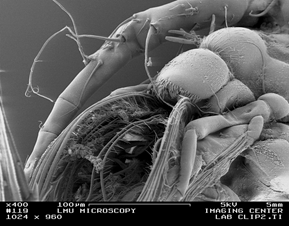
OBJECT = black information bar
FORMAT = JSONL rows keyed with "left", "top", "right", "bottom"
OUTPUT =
{"left": 1, "top": 202, "right": 287, "bottom": 221}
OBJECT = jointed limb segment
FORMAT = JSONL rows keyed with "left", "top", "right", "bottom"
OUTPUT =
{"left": 25, "top": 0, "right": 289, "bottom": 201}
{"left": 181, "top": 116, "right": 264, "bottom": 201}
{"left": 177, "top": 93, "right": 289, "bottom": 199}
{"left": 24, "top": 59, "right": 103, "bottom": 179}
{"left": 26, "top": 0, "right": 117, "bottom": 103}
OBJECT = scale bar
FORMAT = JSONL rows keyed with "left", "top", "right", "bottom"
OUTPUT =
{"left": 88, "top": 203, "right": 191, "bottom": 206}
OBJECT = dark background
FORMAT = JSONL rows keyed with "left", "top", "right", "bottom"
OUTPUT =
{"left": 0, "top": 0, "right": 181, "bottom": 162}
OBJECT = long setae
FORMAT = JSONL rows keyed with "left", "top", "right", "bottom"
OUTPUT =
{"left": 28, "top": 92, "right": 169, "bottom": 201}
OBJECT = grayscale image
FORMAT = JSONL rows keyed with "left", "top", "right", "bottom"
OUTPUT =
{"left": 1, "top": 0, "right": 289, "bottom": 206}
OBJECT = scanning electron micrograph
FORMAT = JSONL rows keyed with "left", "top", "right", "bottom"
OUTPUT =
{"left": 1, "top": 0, "right": 289, "bottom": 207}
